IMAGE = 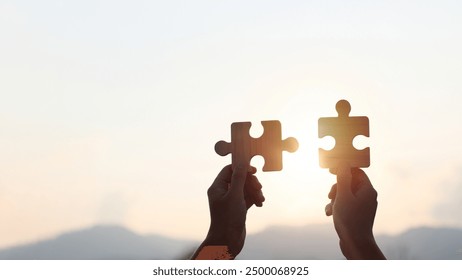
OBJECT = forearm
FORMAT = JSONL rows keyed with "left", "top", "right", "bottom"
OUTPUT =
{"left": 341, "top": 236, "right": 386, "bottom": 260}
{"left": 191, "top": 235, "right": 235, "bottom": 260}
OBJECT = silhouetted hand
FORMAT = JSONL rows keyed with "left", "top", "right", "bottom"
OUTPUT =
{"left": 192, "top": 164, "right": 264, "bottom": 259}
{"left": 325, "top": 166, "right": 386, "bottom": 260}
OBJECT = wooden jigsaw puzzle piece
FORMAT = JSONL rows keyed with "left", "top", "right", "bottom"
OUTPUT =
{"left": 214, "top": 120, "right": 298, "bottom": 171}
{"left": 318, "top": 100, "right": 370, "bottom": 169}
{"left": 258, "top": 121, "right": 298, "bottom": 171}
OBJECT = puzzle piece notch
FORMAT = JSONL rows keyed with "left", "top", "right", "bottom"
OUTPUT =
{"left": 215, "top": 120, "right": 298, "bottom": 171}
{"left": 318, "top": 99, "right": 370, "bottom": 169}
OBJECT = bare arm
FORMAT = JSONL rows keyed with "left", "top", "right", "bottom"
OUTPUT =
{"left": 325, "top": 166, "right": 385, "bottom": 260}
{"left": 192, "top": 165, "right": 264, "bottom": 259}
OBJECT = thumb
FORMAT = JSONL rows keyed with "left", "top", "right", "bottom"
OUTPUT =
{"left": 336, "top": 163, "right": 354, "bottom": 200}
{"left": 228, "top": 164, "right": 248, "bottom": 199}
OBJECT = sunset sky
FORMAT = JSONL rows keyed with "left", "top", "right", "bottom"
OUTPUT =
{"left": 1, "top": 0, "right": 462, "bottom": 248}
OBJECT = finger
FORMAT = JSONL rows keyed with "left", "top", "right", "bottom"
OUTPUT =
{"left": 350, "top": 168, "right": 373, "bottom": 196}
{"left": 228, "top": 164, "right": 248, "bottom": 199}
{"left": 212, "top": 165, "right": 233, "bottom": 186}
{"left": 246, "top": 174, "right": 262, "bottom": 190}
{"left": 356, "top": 185, "right": 378, "bottom": 203}
{"left": 252, "top": 188, "right": 265, "bottom": 207}
{"left": 245, "top": 191, "right": 265, "bottom": 208}
{"left": 250, "top": 175, "right": 264, "bottom": 206}
{"left": 352, "top": 169, "right": 378, "bottom": 201}
{"left": 245, "top": 196, "right": 257, "bottom": 209}
{"left": 245, "top": 175, "right": 265, "bottom": 208}
{"left": 325, "top": 202, "right": 333, "bottom": 216}
{"left": 208, "top": 165, "right": 233, "bottom": 198}
{"left": 248, "top": 166, "right": 257, "bottom": 175}
{"left": 351, "top": 168, "right": 372, "bottom": 188}
{"left": 255, "top": 190, "right": 265, "bottom": 207}
{"left": 328, "top": 184, "right": 337, "bottom": 199}
{"left": 336, "top": 163, "right": 354, "bottom": 200}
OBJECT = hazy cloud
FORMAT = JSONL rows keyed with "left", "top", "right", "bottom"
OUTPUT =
{"left": 432, "top": 166, "right": 462, "bottom": 227}
{"left": 98, "top": 192, "right": 130, "bottom": 225}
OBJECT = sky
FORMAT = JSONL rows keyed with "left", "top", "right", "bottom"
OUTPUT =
{"left": 1, "top": 0, "right": 462, "bottom": 248}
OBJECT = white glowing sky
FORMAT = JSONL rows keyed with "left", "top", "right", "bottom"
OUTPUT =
{"left": 1, "top": 0, "right": 462, "bottom": 247}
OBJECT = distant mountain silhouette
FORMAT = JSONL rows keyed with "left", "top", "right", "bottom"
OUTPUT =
{"left": 378, "top": 227, "right": 462, "bottom": 259}
{"left": 240, "top": 224, "right": 462, "bottom": 260}
{"left": 0, "top": 225, "right": 197, "bottom": 260}
{"left": 238, "top": 224, "right": 343, "bottom": 259}
{"left": 1, "top": 224, "right": 461, "bottom": 259}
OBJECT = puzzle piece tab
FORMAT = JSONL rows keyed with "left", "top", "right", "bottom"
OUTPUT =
{"left": 318, "top": 100, "right": 370, "bottom": 169}
{"left": 215, "top": 121, "right": 298, "bottom": 171}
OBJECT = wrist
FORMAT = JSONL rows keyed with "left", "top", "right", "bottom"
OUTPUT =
{"left": 193, "top": 244, "right": 234, "bottom": 260}
{"left": 204, "top": 222, "right": 245, "bottom": 258}
{"left": 341, "top": 234, "right": 385, "bottom": 260}
{"left": 192, "top": 230, "right": 235, "bottom": 260}
{"left": 203, "top": 233, "right": 227, "bottom": 248}
{"left": 205, "top": 224, "right": 229, "bottom": 245}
